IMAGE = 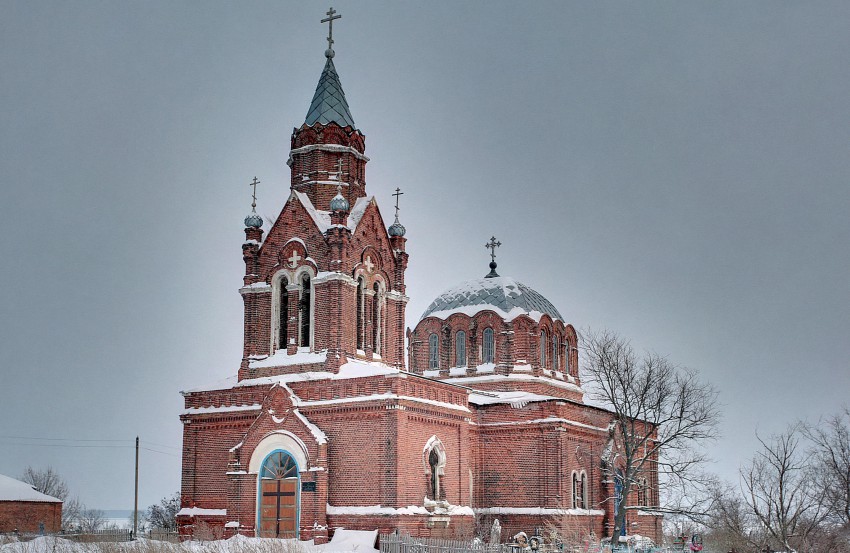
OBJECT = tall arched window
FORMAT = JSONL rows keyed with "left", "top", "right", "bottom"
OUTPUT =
{"left": 455, "top": 331, "right": 466, "bottom": 367}
{"left": 428, "top": 333, "right": 439, "bottom": 369}
{"left": 278, "top": 277, "right": 289, "bottom": 349}
{"left": 552, "top": 334, "right": 560, "bottom": 371}
{"left": 572, "top": 472, "right": 580, "bottom": 509}
{"left": 299, "top": 274, "right": 311, "bottom": 347}
{"left": 580, "top": 472, "right": 588, "bottom": 509}
{"left": 429, "top": 448, "right": 441, "bottom": 500}
{"left": 356, "top": 278, "right": 365, "bottom": 350}
{"left": 540, "top": 330, "right": 548, "bottom": 368}
{"left": 372, "top": 283, "right": 381, "bottom": 355}
{"left": 483, "top": 327, "right": 494, "bottom": 364}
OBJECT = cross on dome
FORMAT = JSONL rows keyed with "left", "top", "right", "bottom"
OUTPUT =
{"left": 485, "top": 236, "right": 501, "bottom": 278}
{"left": 321, "top": 7, "right": 342, "bottom": 58}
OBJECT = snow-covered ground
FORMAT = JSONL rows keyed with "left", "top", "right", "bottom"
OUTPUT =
{"left": 0, "top": 530, "right": 379, "bottom": 553}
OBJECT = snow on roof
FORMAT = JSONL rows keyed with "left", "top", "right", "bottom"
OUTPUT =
{"left": 293, "top": 409, "right": 328, "bottom": 445}
{"left": 249, "top": 349, "right": 328, "bottom": 370}
{"left": 176, "top": 507, "right": 226, "bottom": 517}
{"left": 420, "top": 276, "right": 563, "bottom": 322}
{"left": 181, "top": 404, "right": 262, "bottom": 416}
{"left": 0, "top": 474, "right": 62, "bottom": 503}
{"left": 467, "top": 390, "right": 557, "bottom": 408}
{"left": 183, "top": 357, "right": 401, "bottom": 394}
{"left": 292, "top": 191, "right": 371, "bottom": 235}
{"left": 448, "top": 372, "right": 584, "bottom": 395}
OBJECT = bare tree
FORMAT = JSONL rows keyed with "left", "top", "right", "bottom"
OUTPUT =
{"left": 77, "top": 508, "right": 106, "bottom": 533}
{"left": 20, "top": 466, "right": 82, "bottom": 530}
{"left": 741, "top": 423, "right": 829, "bottom": 553}
{"left": 20, "top": 466, "right": 69, "bottom": 501}
{"left": 580, "top": 329, "right": 721, "bottom": 539}
{"left": 806, "top": 407, "right": 850, "bottom": 528}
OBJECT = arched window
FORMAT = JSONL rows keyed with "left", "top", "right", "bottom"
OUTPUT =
{"left": 565, "top": 338, "right": 572, "bottom": 374}
{"left": 572, "top": 472, "right": 580, "bottom": 509}
{"left": 553, "top": 334, "right": 560, "bottom": 371}
{"left": 455, "top": 331, "right": 466, "bottom": 367}
{"left": 372, "top": 283, "right": 381, "bottom": 355}
{"left": 259, "top": 451, "right": 299, "bottom": 538}
{"left": 637, "top": 477, "right": 648, "bottom": 506}
{"left": 356, "top": 278, "right": 365, "bottom": 350}
{"left": 483, "top": 328, "right": 494, "bottom": 364}
{"left": 299, "top": 274, "right": 311, "bottom": 347}
{"left": 540, "top": 330, "right": 548, "bottom": 368}
{"left": 580, "top": 472, "right": 588, "bottom": 509}
{"left": 428, "top": 333, "right": 439, "bottom": 369}
{"left": 429, "top": 448, "right": 441, "bottom": 500}
{"left": 278, "top": 277, "right": 289, "bottom": 349}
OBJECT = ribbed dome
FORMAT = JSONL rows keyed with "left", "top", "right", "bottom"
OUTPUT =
{"left": 420, "top": 276, "right": 563, "bottom": 322}
{"left": 244, "top": 213, "right": 263, "bottom": 228}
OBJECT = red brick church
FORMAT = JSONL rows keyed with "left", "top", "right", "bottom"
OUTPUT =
{"left": 178, "top": 10, "right": 661, "bottom": 544}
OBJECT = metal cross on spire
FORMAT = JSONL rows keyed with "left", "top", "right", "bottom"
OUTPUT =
{"left": 249, "top": 176, "right": 260, "bottom": 212}
{"left": 392, "top": 187, "right": 404, "bottom": 218}
{"left": 321, "top": 7, "right": 342, "bottom": 54}
{"left": 484, "top": 236, "right": 501, "bottom": 278}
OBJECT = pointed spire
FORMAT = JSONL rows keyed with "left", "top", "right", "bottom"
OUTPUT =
{"left": 305, "top": 9, "right": 355, "bottom": 128}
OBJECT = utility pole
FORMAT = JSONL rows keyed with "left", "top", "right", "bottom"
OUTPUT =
{"left": 134, "top": 436, "right": 139, "bottom": 539}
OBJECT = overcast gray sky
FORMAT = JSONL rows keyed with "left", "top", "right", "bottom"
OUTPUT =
{"left": 1, "top": 1, "right": 848, "bottom": 511}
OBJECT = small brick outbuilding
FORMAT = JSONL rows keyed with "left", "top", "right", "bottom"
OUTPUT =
{"left": 0, "top": 474, "right": 63, "bottom": 534}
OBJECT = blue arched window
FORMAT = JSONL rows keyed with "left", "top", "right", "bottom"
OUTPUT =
{"left": 428, "top": 333, "right": 439, "bottom": 369}
{"left": 483, "top": 328, "right": 495, "bottom": 364}
{"left": 455, "top": 331, "right": 466, "bottom": 367}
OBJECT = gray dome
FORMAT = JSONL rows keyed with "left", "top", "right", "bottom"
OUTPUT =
{"left": 330, "top": 191, "right": 350, "bottom": 212}
{"left": 388, "top": 217, "right": 406, "bottom": 237}
{"left": 420, "top": 276, "right": 563, "bottom": 322}
{"left": 244, "top": 212, "right": 263, "bottom": 228}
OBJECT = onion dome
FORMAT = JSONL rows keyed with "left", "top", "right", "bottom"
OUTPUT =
{"left": 420, "top": 276, "right": 563, "bottom": 322}
{"left": 244, "top": 212, "right": 263, "bottom": 228}
{"left": 388, "top": 215, "right": 406, "bottom": 237}
{"left": 330, "top": 188, "right": 350, "bottom": 212}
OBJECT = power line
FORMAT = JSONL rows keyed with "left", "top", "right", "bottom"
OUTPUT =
{"left": 0, "top": 435, "right": 128, "bottom": 443}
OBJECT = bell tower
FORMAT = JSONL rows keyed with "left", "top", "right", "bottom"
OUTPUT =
{"left": 238, "top": 9, "right": 408, "bottom": 379}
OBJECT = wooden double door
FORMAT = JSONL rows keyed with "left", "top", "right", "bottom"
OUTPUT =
{"left": 258, "top": 451, "right": 299, "bottom": 538}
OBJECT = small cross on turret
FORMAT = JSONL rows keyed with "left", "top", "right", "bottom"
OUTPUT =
{"left": 321, "top": 7, "right": 342, "bottom": 57}
{"left": 392, "top": 188, "right": 404, "bottom": 219}
{"left": 485, "top": 236, "right": 501, "bottom": 278}
{"left": 249, "top": 176, "right": 260, "bottom": 212}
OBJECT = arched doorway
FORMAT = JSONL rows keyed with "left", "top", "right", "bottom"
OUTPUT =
{"left": 258, "top": 450, "right": 300, "bottom": 538}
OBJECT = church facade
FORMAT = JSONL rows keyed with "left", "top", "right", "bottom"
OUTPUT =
{"left": 178, "top": 15, "right": 661, "bottom": 545}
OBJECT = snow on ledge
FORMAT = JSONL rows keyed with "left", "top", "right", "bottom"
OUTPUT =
{"left": 249, "top": 349, "right": 328, "bottom": 370}
{"left": 475, "top": 507, "right": 604, "bottom": 516}
{"left": 181, "top": 404, "right": 262, "bottom": 416}
{"left": 468, "top": 390, "right": 556, "bottom": 408}
{"left": 480, "top": 417, "right": 608, "bottom": 433}
{"left": 176, "top": 507, "right": 227, "bottom": 517}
